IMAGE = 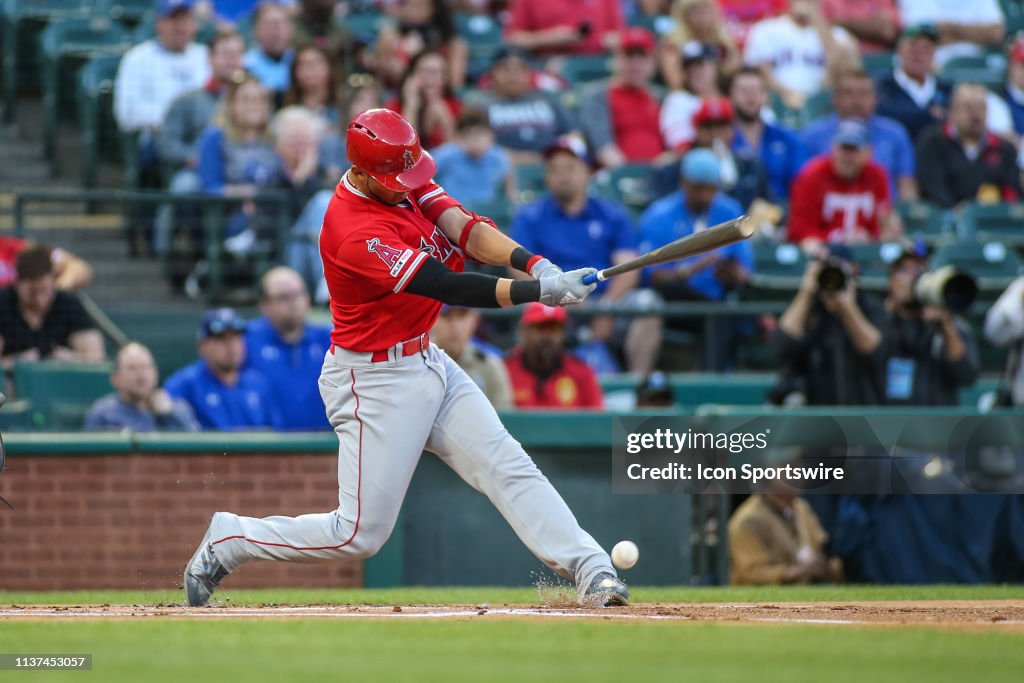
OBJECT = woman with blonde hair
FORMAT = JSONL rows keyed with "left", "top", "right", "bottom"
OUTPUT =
{"left": 659, "top": 0, "right": 740, "bottom": 90}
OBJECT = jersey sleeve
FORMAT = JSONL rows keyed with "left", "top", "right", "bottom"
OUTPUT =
{"left": 336, "top": 226, "right": 430, "bottom": 294}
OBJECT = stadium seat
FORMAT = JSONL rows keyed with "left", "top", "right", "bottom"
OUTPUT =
{"left": 940, "top": 53, "right": 1007, "bottom": 88}
{"left": 1003, "top": 0, "right": 1024, "bottom": 35}
{"left": 514, "top": 163, "right": 547, "bottom": 203}
{"left": 0, "top": 397, "right": 37, "bottom": 431}
{"left": 848, "top": 242, "right": 906, "bottom": 289}
{"left": 2, "top": 0, "right": 90, "bottom": 122}
{"left": 958, "top": 202, "right": 1024, "bottom": 245}
{"left": 560, "top": 54, "right": 613, "bottom": 84}
{"left": 930, "top": 240, "right": 1024, "bottom": 291}
{"left": 750, "top": 241, "right": 807, "bottom": 280}
{"left": 78, "top": 53, "right": 122, "bottom": 188}
{"left": 13, "top": 360, "right": 114, "bottom": 429}
{"left": 896, "top": 200, "right": 953, "bottom": 245}
{"left": 455, "top": 12, "right": 503, "bottom": 82}
{"left": 39, "top": 17, "right": 130, "bottom": 164}
{"left": 98, "top": 0, "right": 154, "bottom": 29}
{"left": 342, "top": 10, "right": 386, "bottom": 46}
{"left": 862, "top": 51, "right": 894, "bottom": 78}
{"left": 593, "top": 163, "right": 657, "bottom": 215}
{"left": 462, "top": 197, "right": 516, "bottom": 232}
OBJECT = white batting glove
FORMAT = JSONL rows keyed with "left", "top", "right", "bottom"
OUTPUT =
{"left": 539, "top": 268, "right": 598, "bottom": 306}
{"left": 529, "top": 257, "right": 563, "bottom": 280}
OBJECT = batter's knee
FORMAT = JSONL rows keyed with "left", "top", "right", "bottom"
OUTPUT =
{"left": 330, "top": 513, "right": 394, "bottom": 559}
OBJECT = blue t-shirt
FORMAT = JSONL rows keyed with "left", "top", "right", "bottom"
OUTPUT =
{"left": 510, "top": 195, "right": 636, "bottom": 296}
{"left": 243, "top": 47, "right": 294, "bottom": 93}
{"left": 431, "top": 142, "right": 510, "bottom": 205}
{"left": 801, "top": 114, "right": 913, "bottom": 199}
{"left": 196, "top": 126, "right": 279, "bottom": 194}
{"left": 165, "top": 360, "right": 281, "bottom": 431}
{"left": 638, "top": 192, "right": 753, "bottom": 301}
{"left": 732, "top": 122, "right": 808, "bottom": 201}
{"left": 244, "top": 317, "right": 332, "bottom": 431}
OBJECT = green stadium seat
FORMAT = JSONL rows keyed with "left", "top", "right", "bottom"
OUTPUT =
{"left": 78, "top": 53, "right": 122, "bottom": 188}
{"left": 750, "top": 241, "right": 807, "bottom": 280}
{"left": 896, "top": 200, "right": 952, "bottom": 245}
{"left": 930, "top": 240, "right": 1024, "bottom": 291}
{"left": 341, "top": 10, "right": 386, "bottom": 45}
{"left": 0, "top": 398, "right": 38, "bottom": 431}
{"left": 13, "top": 360, "right": 114, "bottom": 429}
{"left": 560, "top": 54, "right": 613, "bottom": 84}
{"left": 2, "top": 0, "right": 90, "bottom": 122}
{"left": 958, "top": 202, "right": 1024, "bottom": 245}
{"left": 462, "top": 197, "right": 516, "bottom": 232}
{"left": 862, "top": 51, "right": 894, "bottom": 78}
{"left": 848, "top": 241, "right": 906, "bottom": 289}
{"left": 98, "top": 0, "right": 154, "bottom": 28}
{"left": 940, "top": 53, "right": 1007, "bottom": 88}
{"left": 1003, "top": 0, "right": 1024, "bottom": 35}
{"left": 593, "top": 163, "right": 657, "bottom": 215}
{"left": 455, "top": 12, "right": 503, "bottom": 82}
{"left": 599, "top": 373, "right": 776, "bottom": 408}
{"left": 514, "top": 163, "right": 547, "bottom": 203}
{"left": 40, "top": 17, "right": 130, "bottom": 164}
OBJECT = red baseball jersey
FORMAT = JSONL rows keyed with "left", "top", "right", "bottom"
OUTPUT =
{"left": 787, "top": 155, "right": 891, "bottom": 244}
{"left": 320, "top": 174, "right": 466, "bottom": 352}
{"left": 0, "top": 236, "right": 25, "bottom": 288}
{"left": 504, "top": 350, "right": 604, "bottom": 410}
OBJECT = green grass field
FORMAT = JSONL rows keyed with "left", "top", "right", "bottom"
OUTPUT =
{"left": 2, "top": 586, "right": 1022, "bottom": 683}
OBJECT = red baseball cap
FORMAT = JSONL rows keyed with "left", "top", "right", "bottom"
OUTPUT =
{"left": 1011, "top": 37, "right": 1024, "bottom": 64}
{"left": 521, "top": 302, "right": 568, "bottom": 326}
{"left": 693, "top": 97, "right": 734, "bottom": 126}
{"left": 620, "top": 27, "right": 655, "bottom": 54}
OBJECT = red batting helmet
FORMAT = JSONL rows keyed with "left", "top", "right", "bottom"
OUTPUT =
{"left": 346, "top": 108, "right": 436, "bottom": 192}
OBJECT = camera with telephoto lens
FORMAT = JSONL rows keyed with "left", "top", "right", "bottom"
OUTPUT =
{"left": 816, "top": 257, "right": 852, "bottom": 294}
{"left": 911, "top": 265, "right": 978, "bottom": 314}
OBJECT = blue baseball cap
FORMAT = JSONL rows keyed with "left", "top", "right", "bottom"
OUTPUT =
{"left": 157, "top": 0, "right": 196, "bottom": 19}
{"left": 680, "top": 148, "right": 721, "bottom": 186}
{"left": 198, "top": 308, "right": 246, "bottom": 341}
{"left": 833, "top": 119, "right": 870, "bottom": 148}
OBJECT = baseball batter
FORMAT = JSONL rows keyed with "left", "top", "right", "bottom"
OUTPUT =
{"left": 185, "top": 109, "right": 630, "bottom": 607}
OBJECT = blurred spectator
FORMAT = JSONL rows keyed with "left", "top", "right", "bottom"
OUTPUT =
{"left": 467, "top": 46, "right": 575, "bottom": 164}
{"left": 659, "top": 0, "right": 741, "bottom": 91}
{"left": 115, "top": 0, "right": 211, "bottom": 184}
{"left": 801, "top": 70, "right": 918, "bottom": 201}
{"left": 504, "top": 0, "right": 624, "bottom": 56}
{"left": 375, "top": 0, "right": 469, "bottom": 88}
{"left": 718, "top": 0, "right": 788, "bottom": 47}
{"left": 659, "top": 42, "right": 722, "bottom": 150}
{"left": 773, "top": 246, "right": 891, "bottom": 405}
{"left": 272, "top": 106, "right": 332, "bottom": 222}
{"left": 386, "top": 49, "right": 461, "bottom": 149}
{"left": 729, "top": 491, "right": 843, "bottom": 585}
{"left": 580, "top": 28, "right": 666, "bottom": 168}
{"left": 504, "top": 303, "right": 604, "bottom": 409}
{"left": 245, "top": 267, "right": 331, "bottom": 431}
{"left": 198, "top": 0, "right": 297, "bottom": 25}
{"left": 875, "top": 24, "right": 952, "bottom": 142}
{"left": 0, "top": 237, "right": 92, "bottom": 291}
{"left": 431, "top": 305, "right": 514, "bottom": 409}
{"left": 432, "top": 107, "right": 513, "bottom": 204}
{"left": 0, "top": 246, "right": 105, "bottom": 372}
{"left": 743, "top": 0, "right": 856, "bottom": 110}
{"left": 511, "top": 136, "right": 661, "bottom": 375}
{"left": 165, "top": 308, "right": 281, "bottom": 430}
{"left": 728, "top": 66, "right": 808, "bottom": 201}
{"left": 916, "top": 83, "right": 1020, "bottom": 208}
{"left": 244, "top": 1, "right": 296, "bottom": 98}
{"left": 283, "top": 44, "right": 340, "bottom": 124}
{"left": 884, "top": 246, "right": 978, "bottom": 406}
{"left": 994, "top": 37, "right": 1024, "bottom": 140}
{"left": 896, "top": 0, "right": 1004, "bottom": 67}
{"left": 788, "top": 120, "right": 899, "bottom": 248}
{"left": 85, "top": 343, "right": 200, "bottom": 432}
{"left": 639, "top": 149, "right": 754, "bottom": 371}
{"left": 984, "top": 277, "right": 1024, "bottom": 407}
{"left": 821, "top": 0, "right": 899, "bottom": 54}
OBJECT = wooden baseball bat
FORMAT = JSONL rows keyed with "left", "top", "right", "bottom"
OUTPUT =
{"left": 581, "top": 215, "right": 754, "bottom": 284}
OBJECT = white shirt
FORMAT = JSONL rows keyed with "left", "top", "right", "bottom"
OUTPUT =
{"left": 897, "top": 0, "right": 1004, "bottom": 66}
{"left": 893, "top": 68, "right": 937, "bottom": 109}
{"left": 659, "top": 90, "right": 700, "bottom": 149}
{"left": 743, "top": 15, "right": 853, "bottom": 95}
{"left": 114, "top": 40, "right": 210, "bottom": 132}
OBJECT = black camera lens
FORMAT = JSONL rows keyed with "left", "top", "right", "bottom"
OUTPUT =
{"left": 817, "top": 263, "right": 847, "bottom": 293}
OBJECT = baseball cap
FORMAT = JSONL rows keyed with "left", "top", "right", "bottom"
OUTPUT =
{"left": 543, "top": 134, "right": 593, "bottom": 166}
{"left": 833, "top": 119, "right": 870, "bottom": 148}
{"left": 680, "top": 148, "right": 721, "bottom": 186}
{"left": 491, "top": 45, "right": 532, "bottom": 68}
{"left": 157, "top": 0, "right": 196, "bottom": 19}
{"left": 198, "top": 308, "right": 246, "bottom": 341}
{"left": 889, "top": 240, "right": 931, "bottom": 271}
{"left": 900, "top": 23, "right": 939, "bottom": 42}
{"left": 692, "top": 96, "right": 734, "bottom": 126}
{"left": 620, "top": 27, "right": 655, "bottom": 54}
{"left": 681, "top": 41, "right": 719, "bottom": 66}
{"left": 521, "top": 302, "right": 568, "bottom": 326}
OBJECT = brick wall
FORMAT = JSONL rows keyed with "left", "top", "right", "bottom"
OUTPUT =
{"left": 0, "top": 452, "right": 362, "bottom": 591}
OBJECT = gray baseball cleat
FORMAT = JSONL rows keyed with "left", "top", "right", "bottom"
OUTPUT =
{"left": 184, "top": 526, "right": 229, "bottom": 607}
{"left": 583, "top": 572, "right": 630, "bottom": 607}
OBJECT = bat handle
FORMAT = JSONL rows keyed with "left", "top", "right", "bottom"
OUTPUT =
{"left": 582, "top": 271, "right": 603, "bottom": 285}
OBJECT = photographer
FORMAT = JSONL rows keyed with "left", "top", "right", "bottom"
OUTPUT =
{"left": 773, "top": 246, "right": 890, "bottom": 405}
{"left": 885, "top": 246, "right": 979, "bottom": 406}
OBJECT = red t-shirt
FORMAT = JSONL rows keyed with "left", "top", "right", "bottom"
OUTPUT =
{"left": 0, "top": 236, "right": 25, "bottom": 288}
{"left": 608, "top": 84, "right": 664, "bottom": 162}
{"left": 787, "top": 155, "right": 891, "bottom": 244}
{"left": 504, "top": 0, "right": 625, "bottom": 55}
{"left": 504, "top": 349, "right": 604, "bottom": 410}
{"left": 320, "top": 174, "right": 466, "bottom": 351}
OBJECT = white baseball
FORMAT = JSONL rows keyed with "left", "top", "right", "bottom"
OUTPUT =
{"left": 611, "top": 540, "right": 639, "bottom": 570}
